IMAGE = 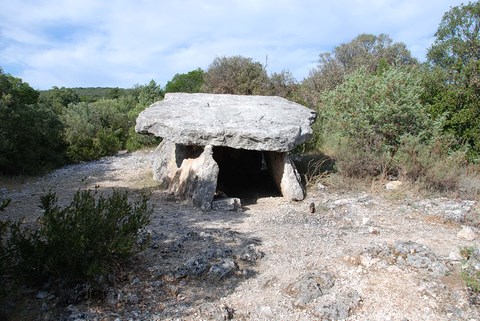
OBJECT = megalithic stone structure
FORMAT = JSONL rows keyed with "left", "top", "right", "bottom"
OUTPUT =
{"left": 135, "top": 93, "right": 317, "bottom": 210}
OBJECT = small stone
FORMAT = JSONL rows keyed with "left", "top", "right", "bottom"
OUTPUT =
{"left": 259, "top": 306, "right": 273, "bottom": 317}
{"left": 239, "top": 244, "right": 264, "bottom": 262}
{"left": 386, "top": 180, "right": 403, "bottom": 190}
{"left": 362, "top": 217, "right": 371, "bottom": 226}
{"left": 368, "top": 226, "right": 380, "bottom": 235}
{"left": 36, "top": 291, "right": 49, "bottom": 299}
{"left": 212, "top": 198, "right": 241, "bottom": 211}
{"left": 127, "top": 293, "right": 140, "bottom": 304}
{"left": 313, "top": 289, "right": 361, "bottom": 319}
{"left": 208, "top": 259, "right": 237, "bottom": 280}
{"left": 458, "top": 226, "right": 476, "bottom": 241}
{"left": 285, "top": 271, "right": 335, "bottom": 308}
{"left": 131, "top": 277, "right": 141, "bottom": 285}
{"left": 309, "top": 202, "right": 316, "bottom": 213}
{"left": 448, "top": 251, "right": 462, "bottom": 262}
{"left": 316, "top": 183, "right": 326, "bottom": 191}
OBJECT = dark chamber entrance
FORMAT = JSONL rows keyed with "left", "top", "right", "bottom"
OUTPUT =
{"left": 213, "top": 146, "right": 280, "bottom": 203}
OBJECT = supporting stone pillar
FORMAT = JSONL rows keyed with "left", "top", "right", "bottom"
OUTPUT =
{"left": 152, "top": 140, "right": 219, "bottom": 209}
{"left": 264, "top": 151, "right": 305, "bottom": 201}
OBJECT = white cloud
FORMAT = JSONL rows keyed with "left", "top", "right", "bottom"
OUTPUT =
{"left": 0, "top": 0, "right": 465, "bottom": 89}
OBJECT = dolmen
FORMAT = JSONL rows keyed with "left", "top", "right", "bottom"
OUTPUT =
{"left": 135, "top": 93, "right": 317, "bottom": 211}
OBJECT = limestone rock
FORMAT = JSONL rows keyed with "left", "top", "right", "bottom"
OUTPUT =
{"left": 285, "top": 271, "right": 335, "bottom": 308}
{"left": 458, "top": 226, "right": 476, "bottom": 241}
{"left": 211, "top": 197, "right": 242, "bottom": 211}
{"left": 264, "top": 151, "right": 305, "bottom": 201}
{"left": 385, "top": 180, "right": 402, "bottom": 190}
{"left": 313, "top": 289, "right": 361, "bottom": 320}
{"left": 136, "top": 93, "right": 317, "bottom": 152}
{"left": 152, "top": 140, "right": 218, "bottom": 208}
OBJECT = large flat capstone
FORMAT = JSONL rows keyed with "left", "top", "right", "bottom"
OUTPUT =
{"left": 136, "top": 93, "right": 317, "bottom": 152}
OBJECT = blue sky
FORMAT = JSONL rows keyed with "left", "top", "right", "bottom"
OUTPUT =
{"left": 0, "top": 0, "right": 464, "bottom": 90}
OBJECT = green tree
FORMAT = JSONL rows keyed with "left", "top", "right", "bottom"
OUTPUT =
{"left": 268, "top": 70, "right": 298, "bottom": 99}
{"left": 318, "top": 67, "right": 432, "bottom": 177}
{"left": 0, "top": 69, "right": 65, "bottom": 174}
{"left": 165, "top": 68, "right": 205, "bottom": 93}
{"left": 125, "top": 80, "right": 163, "bottom": 151}
{"left": 202, "top": 55, "right": 270, "bottom": 95}
{"left": 300, "top": 34, "right": 418, "bottom": 107}
{"left": 426, "top": 1, "right": 480, "bottom": 157}
{"left": 38, "top": 86, "right": 80, "bottom": 114}
{"left": 63, "top": 99, "right": 131, "bottom": 161}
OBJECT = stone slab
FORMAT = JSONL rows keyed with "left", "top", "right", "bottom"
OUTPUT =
{"left": 136, "top": 93, "right": 317, "bottom": 152}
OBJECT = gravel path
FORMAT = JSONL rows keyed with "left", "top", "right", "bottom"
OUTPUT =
{"left": 2, "top": 149, "right": 480, "bottom": 320}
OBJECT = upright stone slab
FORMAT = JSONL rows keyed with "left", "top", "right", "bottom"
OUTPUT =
{"left": 264, "top": 151, "right": 305, "bottom": 201}
{"left": 153, "top": 140, "right": 219, "bottom": 209}
{"left": 136, "top": 93, "right": 317, "bottom": 209}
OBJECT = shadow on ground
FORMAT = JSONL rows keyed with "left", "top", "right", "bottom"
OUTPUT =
{"left": 0, "top": 150, "right": 264, "bottom": 320}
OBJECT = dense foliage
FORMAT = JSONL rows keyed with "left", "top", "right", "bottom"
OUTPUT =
{"left": 5, "top": 189, "right": 151, "bottom": 283}
{"left": 0, "top": 69, "right": 66, "bottom": 175}
{"left": 426, "top": 1, "right": 480, "bottom": 157}
{"left": 165, "top": 68, "right": 205, "bottom": 93}
{"left": 318, "top": 67, "right": 432, "bottom": 177}
{"left": 202, "top": 55, "right": 271, "bottom": 95}
{"left": 299, "top": 34, "right": 418, "bottom": 108}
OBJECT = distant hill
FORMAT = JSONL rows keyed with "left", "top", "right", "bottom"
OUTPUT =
{"left": 40, "top": 87, "right": 136, "bottom": 102}
{"left": 71, "top": 87, "right": 135, "bottom": 102}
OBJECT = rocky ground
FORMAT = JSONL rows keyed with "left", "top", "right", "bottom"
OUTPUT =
{"left": 1, "top": 149, "right": 480, "bottom": 320}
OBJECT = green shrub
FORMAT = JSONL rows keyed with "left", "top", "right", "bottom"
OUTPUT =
{"left": 63, "top": 99, "right": 132, "bottom": 161}
{"left": 0, "top": 69, "right": 66, "bottom": 175}
{"left": 395, "top": 133, "right": 467, "bottom": 191}
{"left": 318, "top": 66, "right": 432, "bottom": 177}
{"left": 460, "top": 246, "right": 480, "bottom": 293}
{"left": 125, "top": 127, "right": 160, "bottom": 152}
{"left": 6, "top": 189, "right": 151, "bottom": 284}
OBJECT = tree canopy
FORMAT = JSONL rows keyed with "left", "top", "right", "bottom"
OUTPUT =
{"left": 202, "top": 56, "right": 270, "bottom": 95}
{"left": 165, "top": 68, "right": 205, "bottom": 93}
{"left": 300, "top": 34, "right": 418, "bottom": 107}
{"left": 426, "top": 1, "right": 480, "bottom": 157}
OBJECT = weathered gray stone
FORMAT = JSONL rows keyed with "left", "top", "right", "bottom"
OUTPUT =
{"left": 385, "top": 180, "right": 403, "bottom": 190}
{"left": 152, "top": 140, "right": 218, "bottom": 208}
{"left": 458, "top": 226, "right": 476, "bottom": 241}
{"left": 136, "top": 93, "right": 316, "bottom": 152}
{"left": 264, "top": 151, "right": 305, "bottom": 201}
{"left": 366, "top": 240, "right": 449, "bottom": 276}
{"left": 211, "top": 197, "right": 241, "bottom": 211}
{"left": 208, "top": 259, "right": 237, "bottom": 280}
{"left": 313, "top": 289, "right": 361, "bottom": 320}
{"left": 285, "top": 271, "right": 335, "bottom": 308}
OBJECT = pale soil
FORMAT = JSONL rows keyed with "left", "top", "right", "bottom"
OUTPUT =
{"left": 1, "top": 149, "right": 480, "bottom": 320}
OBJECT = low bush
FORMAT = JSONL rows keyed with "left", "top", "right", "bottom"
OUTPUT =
{"left": 6, "top": 189, "right": 151, "bottom": 284}
{"left": 395, "top": 133, "right": 467, "bottom": 191}
{"left": 318, "top": 66, "right": 432, "bottom": 178}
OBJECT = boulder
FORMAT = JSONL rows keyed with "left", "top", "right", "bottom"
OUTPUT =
{"left": 264, "top": 151, "right": 305, "bottom": 201}
{"left": 152, "top": 140, "right": 218, "bottom": 209}
{"left": 136, "top": 93, "right": 316, "bottom": 152}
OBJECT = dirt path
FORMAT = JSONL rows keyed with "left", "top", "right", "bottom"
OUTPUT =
{"left": 2, "top": 149, "right": 480, "bottom": 320}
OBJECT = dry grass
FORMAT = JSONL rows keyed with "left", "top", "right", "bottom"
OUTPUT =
{"left": 0, "top": 175, "right": 37, "bottom": 192}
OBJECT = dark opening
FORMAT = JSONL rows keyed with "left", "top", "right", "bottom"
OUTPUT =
{"left": 213, "top": 146, "right": 280, "bottom": 203}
